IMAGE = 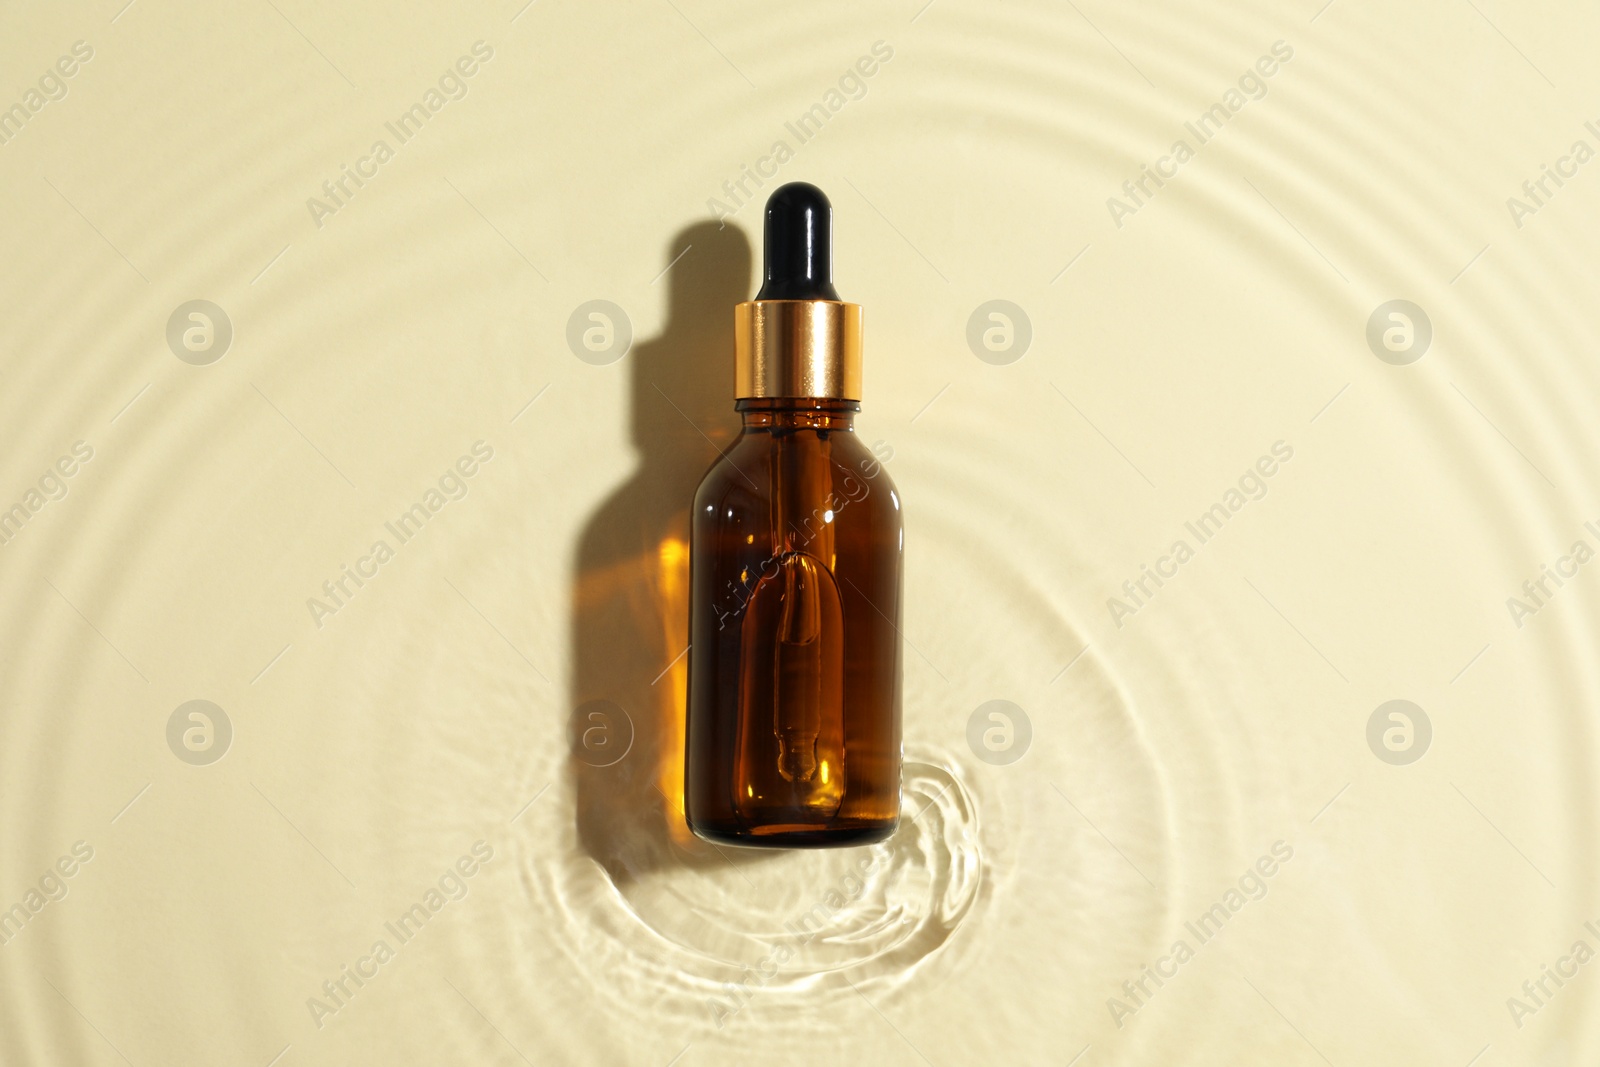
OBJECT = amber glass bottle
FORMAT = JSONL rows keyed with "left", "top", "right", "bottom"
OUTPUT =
{"left": 685, "top": 183, "right": 903, "bottom": 848}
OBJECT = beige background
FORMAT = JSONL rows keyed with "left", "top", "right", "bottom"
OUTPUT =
{"left": 2, "top": 0, "right": 1598, "bottom": 1063}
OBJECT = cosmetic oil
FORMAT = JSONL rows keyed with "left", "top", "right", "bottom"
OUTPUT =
{"left": 685, "top": 182, "right": 903, "bottom": 848}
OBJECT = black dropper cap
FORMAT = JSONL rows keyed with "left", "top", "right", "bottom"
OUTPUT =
{"left": 754, "top": 182, "right": 840, "bottom": 301}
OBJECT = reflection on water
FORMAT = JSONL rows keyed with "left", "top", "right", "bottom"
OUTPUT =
{"left": 537, "top": 756, "right": 986, "bottom": 1030}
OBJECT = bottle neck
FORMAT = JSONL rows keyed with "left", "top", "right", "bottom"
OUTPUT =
{"left": 737, "top": 397, "right": 858, "bottom": 432}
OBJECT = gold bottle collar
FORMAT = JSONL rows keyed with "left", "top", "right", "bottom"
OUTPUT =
{"left": 734, "top": 300, "right": 862, "bottom": 401}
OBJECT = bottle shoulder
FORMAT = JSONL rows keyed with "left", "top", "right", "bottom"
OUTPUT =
{"left": 692, "top": 433, "right": 765, "bottom": 508}
{"left": 692, "top": 430, "right": 901, "bottom": 546}
{"left": 694, "top": 431, "right": 897, "bottom": 501}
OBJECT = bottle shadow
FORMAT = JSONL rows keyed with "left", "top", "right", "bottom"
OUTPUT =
{"left": 569, "top": 220, "right": 766, "bottom": 884}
